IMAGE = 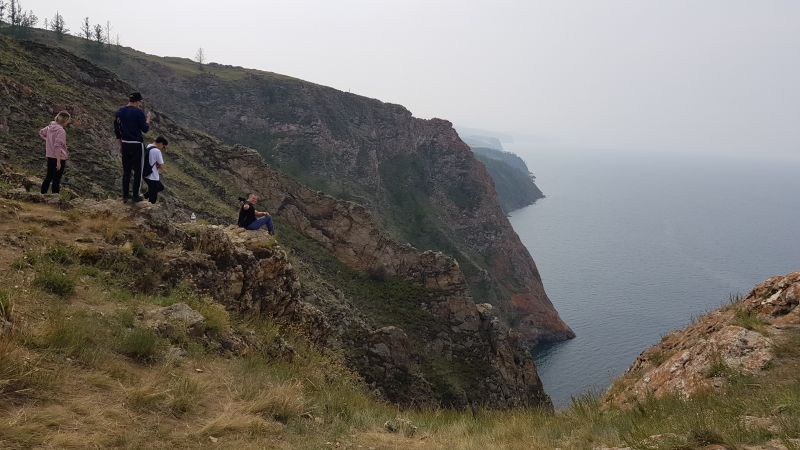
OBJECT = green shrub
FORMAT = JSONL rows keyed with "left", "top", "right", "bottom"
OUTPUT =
{"left": 33, "top": 270, "right": 75, "bottom": 298}
{"left": 117, "top": 328, "right": 164, "bottom": 363}
{"left": 705, "top": 355, "right": 732, "bottom": 378}
{"left": 193, "top": 299, "right": 230, "bottom": 334}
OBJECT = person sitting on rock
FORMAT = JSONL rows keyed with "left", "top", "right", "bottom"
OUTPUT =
{"left": 39, "top": 111, "right": 71, "bottom": 195}
{"left": 238, "top": 193, "right": 274, "bottom": 235}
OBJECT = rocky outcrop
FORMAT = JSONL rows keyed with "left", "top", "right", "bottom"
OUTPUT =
{"left": 606, "top": 272, "right": 800, "bottom": 407}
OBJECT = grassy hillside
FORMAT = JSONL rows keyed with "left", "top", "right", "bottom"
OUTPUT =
{"left": 1, "top": 193, "right": 799, "bottom": 449}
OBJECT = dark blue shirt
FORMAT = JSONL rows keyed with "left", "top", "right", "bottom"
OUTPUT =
{"left": 114, "top": 106, "right": 149, "bottom": 142}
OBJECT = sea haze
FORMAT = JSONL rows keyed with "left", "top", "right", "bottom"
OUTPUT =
{"left": 506, "top": 148, "right": 800, "bottom": 407}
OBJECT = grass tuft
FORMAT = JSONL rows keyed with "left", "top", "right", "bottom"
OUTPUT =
{"left": 117, "top": 328, "right": 164, "bottom": 363}
{"left": 0, "top": 291, "right": 13, "bottom": 322}
{"left": 248, "top": 380, "right": 307, "bottom": 424}
{"left": 127, "top": 374, "right": 203, "bottom": 417}
{"left": 734, "top": 308, "right": 768, "bottom": 333}
{"left": 33, "top": 270, "right": 75, "bottom": 298}
{"left": 44, "top": 243, "right": 76, "bottom": 265}
{"left": 0, "top": 340, "right": 54, "bottom": 399}
{"left": 705, "top": 354, "right": 732, "bottom": 379}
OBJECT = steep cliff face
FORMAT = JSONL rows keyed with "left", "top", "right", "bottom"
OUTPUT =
{"left": 471, "top": 146, "right": 544, "bottom": 214}
{"left": 0, "top": 37, "right": 551, "bottom": 408}
{"left": 20, "top": 30, "right": 573, "bottom": 345}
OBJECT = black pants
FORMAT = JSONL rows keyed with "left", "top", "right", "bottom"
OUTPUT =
{"left": 144, "top": 178, "right": 164, "bottom": 204}
{"left": 121, "top": 142, "right": 144, "bottom": 200}
{"left": 41, "top": 157, "right": 66, "bottom": 194}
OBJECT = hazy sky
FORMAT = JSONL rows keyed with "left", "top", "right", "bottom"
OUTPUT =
{"left": 22, "top": 0, "right": 800, "bottom": 159}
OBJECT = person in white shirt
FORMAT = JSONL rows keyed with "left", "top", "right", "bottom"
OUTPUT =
{"left": 143, "top": 136, "right": 168, "bottom": 204}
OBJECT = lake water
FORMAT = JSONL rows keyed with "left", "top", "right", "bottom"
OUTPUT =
{"left": 506, "top": 148, "right": 800, "bottom": 407}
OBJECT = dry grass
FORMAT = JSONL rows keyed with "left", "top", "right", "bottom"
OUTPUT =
{"left": 247, "top": 380, "right": 307, "bottom": 423}
{"left": 0, "top": 340, "right": 54, "bottom": 400}
{"left": 126, "top": 371, "right": 203, "bottom": 417}
{"left": 198, "top": 406, "right": 284, "bottom": 438}
{"left": 0, "top": 291, "right": 12, "bottom": 323}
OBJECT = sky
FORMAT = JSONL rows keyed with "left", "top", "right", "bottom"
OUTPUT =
{"left": 19, "top": 0, "right": 800, "bottom": 159}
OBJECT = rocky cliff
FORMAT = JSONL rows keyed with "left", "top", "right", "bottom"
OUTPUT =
{"left": 17, "top": 29, "right": 573, "bottom": 345}
{"left": 471, "top": 147, "right": 544, "bottom": 213}
{"left": 0, "top": 36, "right": 550, "bottom": 408}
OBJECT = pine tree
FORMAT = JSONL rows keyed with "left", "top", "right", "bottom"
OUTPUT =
{"left": 51, "top": 11, "right": 68, "bottom": 39}
{"left": 21, "top": 11, "right": 36, "bottom": 27}
{"left": 80, "top": 16, "right": 90, "bottom": 39}
{"left": 8, "top": 0, "right": 19, "bottom": 27}
{"left": 93, "top": 23, "right": 104, "bottom": 43}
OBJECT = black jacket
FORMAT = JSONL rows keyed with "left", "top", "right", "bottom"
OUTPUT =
{"left": 238, "top": 201, "right": 256, "bottom": 228}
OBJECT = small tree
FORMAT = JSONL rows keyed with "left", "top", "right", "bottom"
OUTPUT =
{"left": 194, "top": 47, "right": 205, "bottom": 65}
{"left": 8, "top": 0, "right": 20, "bottom": 27}
{"left": 93, "top": 23, "right": 104, "bottom": 43}
{"left": 80, "top": 16, "right": 90, "bottom": 39}
{"left": 19, "top": 9, "right": 35, "bottom": 27}
{"left": 51, "top": 11, "right": 68, "bottom": 39}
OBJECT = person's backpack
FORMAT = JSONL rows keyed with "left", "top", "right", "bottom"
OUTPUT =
{"left": 142, "top": 146, "right": 156, "bottom": 178}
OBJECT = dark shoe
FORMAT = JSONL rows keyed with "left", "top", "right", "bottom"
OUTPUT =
{"left": 123, "top": 197, "right": 130, "bottom": 203}
{"left": 132, "top": 197, "right": 144, "bottom": 203}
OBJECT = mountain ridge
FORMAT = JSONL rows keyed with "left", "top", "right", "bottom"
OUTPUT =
{"left": 10, "top": 28, "right": 574, "bottom": 345}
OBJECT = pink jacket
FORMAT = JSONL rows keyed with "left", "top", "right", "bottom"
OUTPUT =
{"left": 39, "top": 121, "right": 69, "bottom": 160}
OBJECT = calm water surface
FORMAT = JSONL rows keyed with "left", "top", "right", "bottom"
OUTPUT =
{"left": 506, "top": 149, "right": 800, "bottom": 407}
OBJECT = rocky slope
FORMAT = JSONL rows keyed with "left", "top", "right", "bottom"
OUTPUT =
{"left": 471, "top": 147, "right": 544, "bottom": 213}
{"left": 15, "top": 29, "right": 574, "bottom": 345}
{"left": 607, "top": 271, "right": 800, "bottom": 407}
{"left": 0, "top": 36, "right": 550, "bottom": 408}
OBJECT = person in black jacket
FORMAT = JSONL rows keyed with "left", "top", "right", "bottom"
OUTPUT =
{"left": 238, "top": 194, "right": 274, "bottom": 235}
{"left": 114, "top": 92, "right": 151, "bottom": 203}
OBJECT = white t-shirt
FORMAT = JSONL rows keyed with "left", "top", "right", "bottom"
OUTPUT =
{"left": 145, "top": 147, "right": 164, "bottom": 181}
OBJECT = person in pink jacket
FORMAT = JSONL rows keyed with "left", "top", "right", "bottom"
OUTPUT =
{"left": 39, "top": 111, "right": 71, "bottom": 194}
